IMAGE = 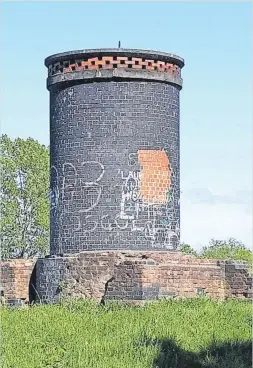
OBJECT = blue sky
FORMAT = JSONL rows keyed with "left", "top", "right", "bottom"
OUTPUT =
{"left": 2, "top": 2, "right": 252, "bottom": 249}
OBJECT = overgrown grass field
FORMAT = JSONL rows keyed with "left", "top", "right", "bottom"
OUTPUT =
{"left": 1, "top": 298, "right": 252, "bottom": 368}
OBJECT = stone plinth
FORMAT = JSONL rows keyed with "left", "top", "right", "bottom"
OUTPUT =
{"left": 1, "top": 253, "right": 252, "bottom": 305}
{"left": 35, "top": 251, "right": 252, "bottom": 304}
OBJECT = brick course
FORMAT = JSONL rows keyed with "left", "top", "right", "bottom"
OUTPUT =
{"left": 1, "top": 49, "right": 252, "bottom": 308}
{"left": 1, "top": 254, "right": 251, "bottom": 305}
{"left": 0, "top": 259, "right": 36, "bottom": 304}
{"left": 47, "top": 49, "right": 183, "bottom": 255}
{"left": 35, "top": 252, "right": 252, "bottom": 303}
{"left": 48, "top": 56, "right": 181, "bottom": 77}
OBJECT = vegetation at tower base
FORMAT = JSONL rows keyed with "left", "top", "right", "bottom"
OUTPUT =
{"left": 0, "top": 135, "right": 50, "bottom": 259}
{"left": 181, "top": 238, "right": 252, "bottom": 271}
{"left": 1, "top": 298, "right": 252, "bottom": 368}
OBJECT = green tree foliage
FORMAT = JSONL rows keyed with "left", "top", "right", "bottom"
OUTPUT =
{"left": 180, "top": 238, "right": 252, "bottom": 268}
{"left": 0, "top": 135, "right": 50, "bottom": 259}
{"left": 200, "top": 238, "right": 252, "bottom": 264}
{"left": 180, "top": 243, "right": 198, "bottom": 257}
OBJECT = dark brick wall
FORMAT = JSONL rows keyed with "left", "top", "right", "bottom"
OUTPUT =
{"left": 50, "top": 81, "right": 180, "bottom": 254}
{"left": 223, "top": 262, "right": 253, "bottom": 298}
{"left": 35, "top": 258, "right": 65, "bottom": 304}
{"left": 34, "top": 252, "right": 253, "bottom": 304}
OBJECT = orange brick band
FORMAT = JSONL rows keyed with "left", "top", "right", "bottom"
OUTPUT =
{"left": 48, "top": 56, "right": 181, "bottom": 77}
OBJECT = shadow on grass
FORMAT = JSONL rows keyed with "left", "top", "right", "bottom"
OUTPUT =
{"left": 148, "top": 338, "right": 252, "bottom": 368}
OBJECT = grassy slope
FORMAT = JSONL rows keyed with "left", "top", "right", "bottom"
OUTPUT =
{"left": 1, "top": 298, "right": 252, "bottom": 368}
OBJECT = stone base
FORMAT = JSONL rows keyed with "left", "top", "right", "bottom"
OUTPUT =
{"left": 35, "top": 251, "right": 252, "bottom": 304}
{"left": 1, "top": 252, "right": 251, "bottom": 306}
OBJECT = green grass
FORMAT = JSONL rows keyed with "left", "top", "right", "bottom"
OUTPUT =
{"left": 1, "top": 298, "right": 252, "bottom": 368}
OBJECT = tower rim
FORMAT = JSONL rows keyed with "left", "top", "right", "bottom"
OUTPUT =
{"left": 45, "top": 48, "right": 185, "bottom": 69}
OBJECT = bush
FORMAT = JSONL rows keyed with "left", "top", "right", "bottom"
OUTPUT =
{"left": 180, "top": 243, "right": 198, "bottom": 257}
{"left": 180, "top": 238, "right": 252, "bottom": 269}
{"left": 200, "top": 238, "right": 252, "bottom": 264}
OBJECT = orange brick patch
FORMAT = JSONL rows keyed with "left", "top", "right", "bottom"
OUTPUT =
{"left": 138, "top": 150, "right": 171, "bottom": 204}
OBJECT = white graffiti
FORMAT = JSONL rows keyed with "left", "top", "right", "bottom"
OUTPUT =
{"left": 78, "top": 185, "right": 102, "bottom": 214}
{"left": 120, "top": 171, "right": 140, "bottom": 220}
{"left": 144, "top": 220, "right": 178, "bottom": 249}
{"left": 82, "top": 214, "right": 98, "bottom": 233}
{"left": 50, "top": 186, "right": 60, "bottom": 213}
{"left": 128, "top": 152, "right": 138, "bottom": 166}
{"left": 50, "top": 165, "right": 60, "bottom": 214}
{"left": 50, "top": 161, "right": 104, "bottom": 234}
{"left": 101, "top": 214, "right": 114, "bottom": 231}
{"left": 50, "top": 154, "right": 179, "bottom": 248}
{"left": 115, "top": 214, "right": 129, "bottom": 230}
{"left": 78, "top": 161, "right": 105, "bottom": 214}
{"left": 81, "top": 161, "right": 105, "bottom": 185}
{"left": 116, "top": 159, "right": 179, "bottom": 248}
{"left": 62, "top": 162, "right": 77, "bottom": 203}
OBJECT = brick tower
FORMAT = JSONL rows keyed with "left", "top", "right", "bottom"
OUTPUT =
{"left": 0, "top": 48, "right": 251, "bottom": 306}
{"left": 46, "top": 48, "right": 184, "bottom": 254}
{"left": 36, "top": 48, "right": 185, "bottom": 303}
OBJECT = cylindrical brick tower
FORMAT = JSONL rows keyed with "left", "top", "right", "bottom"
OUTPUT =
{"left": 45, "top": 48, "right": 184, "bottom": 255}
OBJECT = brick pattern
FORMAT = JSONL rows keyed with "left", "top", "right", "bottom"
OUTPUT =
{"left": 1, "top": 262, "right": 15, "bottom": 299}
{"left": 49, "top": 81, "right": 180, "bottom": 253}
{"left": 1, "top": 255, "right": 252, "bottom": 305}
{"left": 48, "top": 56, "right": 181, "bottom": 77}
{"left": 0, "top": 259, "right": 36, "bottom": 302}
{"left": 223, "top": 262, "right": 253, "bottom": 298}
{"left": 34, "top": 252, "right": 252, "bottom": 304}
{"left": 138, "top": 150, "right": 171, "bottom": 204}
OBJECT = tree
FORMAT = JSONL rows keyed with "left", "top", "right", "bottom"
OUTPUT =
{"left": 200, "top": 238, "right": 252, "bottom": 264}
{"left": 180, "top": 238, "right": 252, "bottom": 267}
{"left": 180, "top": 243, "right": 198, "bottom": 257}
{"left": 0, "top": 135, "right": 50, "bottom": 259}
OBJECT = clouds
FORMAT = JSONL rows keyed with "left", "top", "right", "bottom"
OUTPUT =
{"left": 180, "top": 188, "right": 252, "bottom": 249}
{"left": 183, "top": 188, "right": 252, "bottom": 208}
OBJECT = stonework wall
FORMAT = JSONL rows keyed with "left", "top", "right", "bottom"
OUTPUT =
{"left": 1, "top": 253, "right": 252, "bottom": 305}
{"left": 223, "top": 262, "right": 252, "bottom": 298}
{"left": 35, "top": 252, "right": 252, "bottom": 304}
{"left": 0, "top": 259, "right": 36, "bottom": 305}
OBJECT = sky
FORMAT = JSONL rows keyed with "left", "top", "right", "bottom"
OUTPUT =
{"left": 1, "top": 1, "right": 252, "bottom": 249}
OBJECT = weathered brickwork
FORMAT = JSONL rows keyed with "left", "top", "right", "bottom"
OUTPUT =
{"left": 0, "top": 259, "right": 36, "bottom": 305}
{"left": 1, "top": 255, "right": 251, "bottom": 305}
{"left": 34, "top": 252, "right": 252, "bottom": 304}
{"left": 47, "top": 48, "right": 183, "bottom": 255}
{"left": 1, "top": 49, "right": 252, "bottom": 308}
{"left": 222, "top": 262, "right": 253, "bottom": 298}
